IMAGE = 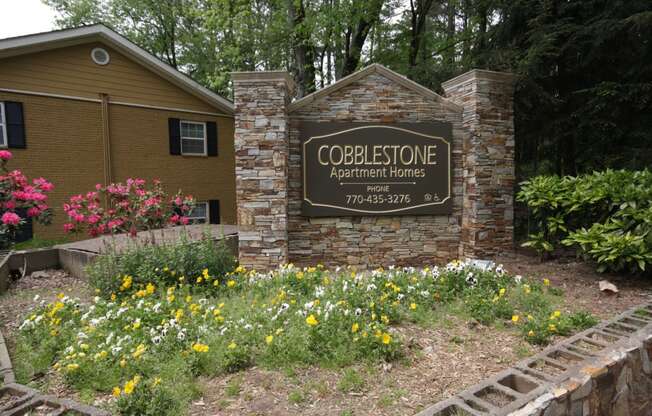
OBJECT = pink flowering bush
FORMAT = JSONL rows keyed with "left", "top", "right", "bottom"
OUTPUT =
{"left": 63, "top": 178, "right": 195, "bottom": 237}
{"left": 0, "top": 150, "right": 53, "bottom": 247}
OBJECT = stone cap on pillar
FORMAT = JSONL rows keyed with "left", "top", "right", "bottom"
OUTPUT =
{"left": 442, "top": 69, "right": 517, "bottom": 94}
{"left": 231, "top": 70, "right": 296, "bottom": 95}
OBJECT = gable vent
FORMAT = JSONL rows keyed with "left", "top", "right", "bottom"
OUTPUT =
{"left": 91, "top": 47, "right": 110, "bottom": 65}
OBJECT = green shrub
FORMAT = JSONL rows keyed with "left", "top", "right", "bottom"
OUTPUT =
{"left": 517, "top": 169, "right": 652, "bottom": 273}
{"left": 86, "top": 231, "right": 237, "bottom": 296}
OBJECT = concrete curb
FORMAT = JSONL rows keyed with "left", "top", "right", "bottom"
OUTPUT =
{"left": 416, "top": 301, "right": 652, "bottom": 416}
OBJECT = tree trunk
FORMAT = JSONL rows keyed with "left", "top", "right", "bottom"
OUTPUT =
{"left": 408, "top": 0, "right": 434, "bottom": 79}
{"left": 341, "top": 0, "right": 384, "bottom": 77}
{"left": 287, "top": 0, "right": 316, "bottom": 98}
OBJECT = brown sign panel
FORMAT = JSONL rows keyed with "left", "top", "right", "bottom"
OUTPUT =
{"left": 301, "top": 122, "right": 452, "bottom": 216}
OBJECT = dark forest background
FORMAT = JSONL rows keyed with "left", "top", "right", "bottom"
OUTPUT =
{"left": 45, "top": 0, "right": 652, "bottom": 182}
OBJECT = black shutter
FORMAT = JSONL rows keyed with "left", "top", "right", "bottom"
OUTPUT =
{"left": 168, "top": 118, "right": 181, "bottom": 155}
{"left": 14, "top": 209, "right": 33, "bottom": 243}
{"left": 206, "top": 121, "right": 218, "bottom": 156}
{"left": 208, "top": 200, "right": 220, "bottom": 224}
{"left": 5, "top": 102, "right": 26, "bottom": 149}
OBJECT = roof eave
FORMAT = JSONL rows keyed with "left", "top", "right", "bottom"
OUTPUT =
{"left": 0, "top": 24, "right": 234, "bottom": 115}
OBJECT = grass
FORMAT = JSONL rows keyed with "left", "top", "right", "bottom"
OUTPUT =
{"left": 337, "top": 368, "right": 365, "bottom": 393}
{"left": 13, "top": 237, "right": 70, "bottom": 250}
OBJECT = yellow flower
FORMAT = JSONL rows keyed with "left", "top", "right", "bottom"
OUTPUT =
{"left": 153, "top": 377, "right": 162, "bottom": 386}
{"left": 120, "top": 359, "right": 127, "bottom": 368}
{"left": 265, "top": 335, "right": 274, "bottom": 345}
{"left": 543, "top": 278, "right": 550, "bottom": 286}
{"left": 528, "top": 330, "right": 535, "bottom": 337}
{"left": 167, "top": 294, "right": 175, "bottom": 303}
{"left": 548, "top": 324, "right": 557, "bottom": 332}
{"left": 527, "top": 315, "right": 534, "bottom": 321}
{"left": 132, "top": 320, "right": 141, "bottom": 330}
{"left": 306, "top": 314, "right": 319, "bottom": 326}
{"left": 146, "top": 283, "right": 155, "bottom": 294}
{"left": 234, "top": 265, "right": 246, "bottom": 274}
{"left": 381, "top": 315, "right": 389, "bottom": 324}
{"left": 192, "top": 343, "right": 209, "bottom": 353}
{"left": 66, "top": 363, "right": 79, "bottom": 371}
{"left": 352, "top": 323, "right": 359, "bottom": 333}
{"left": 80, "top": 343, "right": 89, "bottom": 350}
{"left": 185, "top": 295, "right": 192, "bottom": 303}
{"left": 228, "top": 342, "right": 237, "bottom": 350}
{"left": 523, "top": 285, "right": 531, "bottom": 294}
{"left": 132, "top": 344, "right": 147, "bottom": 360}
{"left": 110, "top": 293, "right": 117, "bottom": 301}
{"left": 382, "top": 333, "right": 392, "bottom": 345}
{"left": 196, "top": 277, "right": 203, "bottom": 283}
{"left": 175, "top": 309, "right": 184, "bottom": 321}
{"left": 410, "top": 303, "right": 417, "bottom": 310}
{"left": 296, "top": 271, "right": 304, "bottom": 280}
{"left": 123, "top": 380, "right": 136, "bottom": 395}
{"left": 57, "top": 292, "right": 65, "bottom": 299}
{"left": 512, "top": 315, "right": 520, "bottom": 323}
{"left": 202, "top": 268, "right": 210, "bottom": 278}
{"left": 499, "top": 288, "right": 506, "bottom": 296}
{"left": 227, "top": 280, "right": 236, "bottom": 288}
{"left": 112, "top": 387, "right": 121, "bottom": 397}
{"left": 553, "top": 310, "right": 561, "bottom": 318}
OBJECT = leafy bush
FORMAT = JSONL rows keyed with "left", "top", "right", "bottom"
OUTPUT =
{"left": 16, "top": 261, "right": 593, "bottom": 414}
{"left": 517, "top": 169, "right": 652, "bottom": 273}
{"left": 0, "top": 150, "right": 54, "bottom": 248}
{"left": 86, "top": 231, "right": 236, "bottom": 296}
{"left": 62, "top": 178, "right": 195, "bottom": 237}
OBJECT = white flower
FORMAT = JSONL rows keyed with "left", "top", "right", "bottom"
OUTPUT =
{"left": 514, "top": 275, "right": 523, "bottom": 284}
{"left": 33, "top": 295, "right": 40, "bottom": 302}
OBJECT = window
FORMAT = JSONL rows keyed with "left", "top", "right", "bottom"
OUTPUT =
{"left": 180, "top": 121, "right": 206, "bottom": 155}
{"left": 0, "top": 102, "right": 6, "bottom": 148}
{"left": 187, "top": 201, "right": 209, "bottom": 224}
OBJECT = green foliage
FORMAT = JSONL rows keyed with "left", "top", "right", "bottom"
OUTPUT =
{"left": 15, "top": 261, "right": 594, "bottom": 414}
{"left": 85, "top": 231, "right": 237, "bottom": 297}
{"left": 517, "top": 169, "right": 652, "bottom": 273}
{"left": 13, "top": 237, "right": 70, "bottom": 251}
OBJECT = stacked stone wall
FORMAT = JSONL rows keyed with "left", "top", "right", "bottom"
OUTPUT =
{"left": 287, "top": 73, "right": 465, "bottom": 267}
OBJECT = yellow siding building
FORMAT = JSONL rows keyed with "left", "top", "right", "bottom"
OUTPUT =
{"left": 0, "top": 25, "right": 236, "bottom": 240}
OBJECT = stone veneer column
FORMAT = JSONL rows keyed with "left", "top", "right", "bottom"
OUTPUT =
{"left": 442, "top": 70, "right": 516, "bottom": 259}
{"left": 232, "top": 71, "right": 294, "bottom": 270}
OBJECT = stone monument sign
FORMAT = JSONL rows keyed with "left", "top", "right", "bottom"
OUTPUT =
{"left": 232, "top": 64, "right": 515, "bottom": 270}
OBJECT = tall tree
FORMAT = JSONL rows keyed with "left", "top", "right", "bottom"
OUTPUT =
{"left": 407, "top": 0, "right": 435, "bottom": 78}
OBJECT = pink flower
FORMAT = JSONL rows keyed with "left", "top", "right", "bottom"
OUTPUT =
{"left": 4, "top": 201, "right": 15, "bottom": 210}
{"left": 63, "top": 223, "right": 74, "bottom": 232}
{"left": 26, "top": 207, "right": 41, "bottom": 217}
{"left": 33, "top": 178, "right": 54, "bottom": 192}
{"left": 87, "top": 214, "right": 101, "bottom": 225}
{"left": 0, "top": 150, "right": 12, "bottom": 160}
{"left": 1, "top": 212, "right": 21, "bottom": 225}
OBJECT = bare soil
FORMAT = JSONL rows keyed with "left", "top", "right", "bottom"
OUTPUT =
{"left": 1, "top": 254, "right": 651, "bottom": 416}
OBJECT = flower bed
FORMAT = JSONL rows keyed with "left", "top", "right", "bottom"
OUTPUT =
{"left": 12, "top": 260, "right": 596, "bottom": 415}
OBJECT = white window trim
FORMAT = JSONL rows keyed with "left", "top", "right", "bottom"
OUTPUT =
{"left": 187, "top": 201, "right": 209, "bottom": 224}
{"left": 0, "top": 102, "right": 7, "bottom": 148}
{"left": 180, "top": 120, "right": 207, "bottom": 156}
